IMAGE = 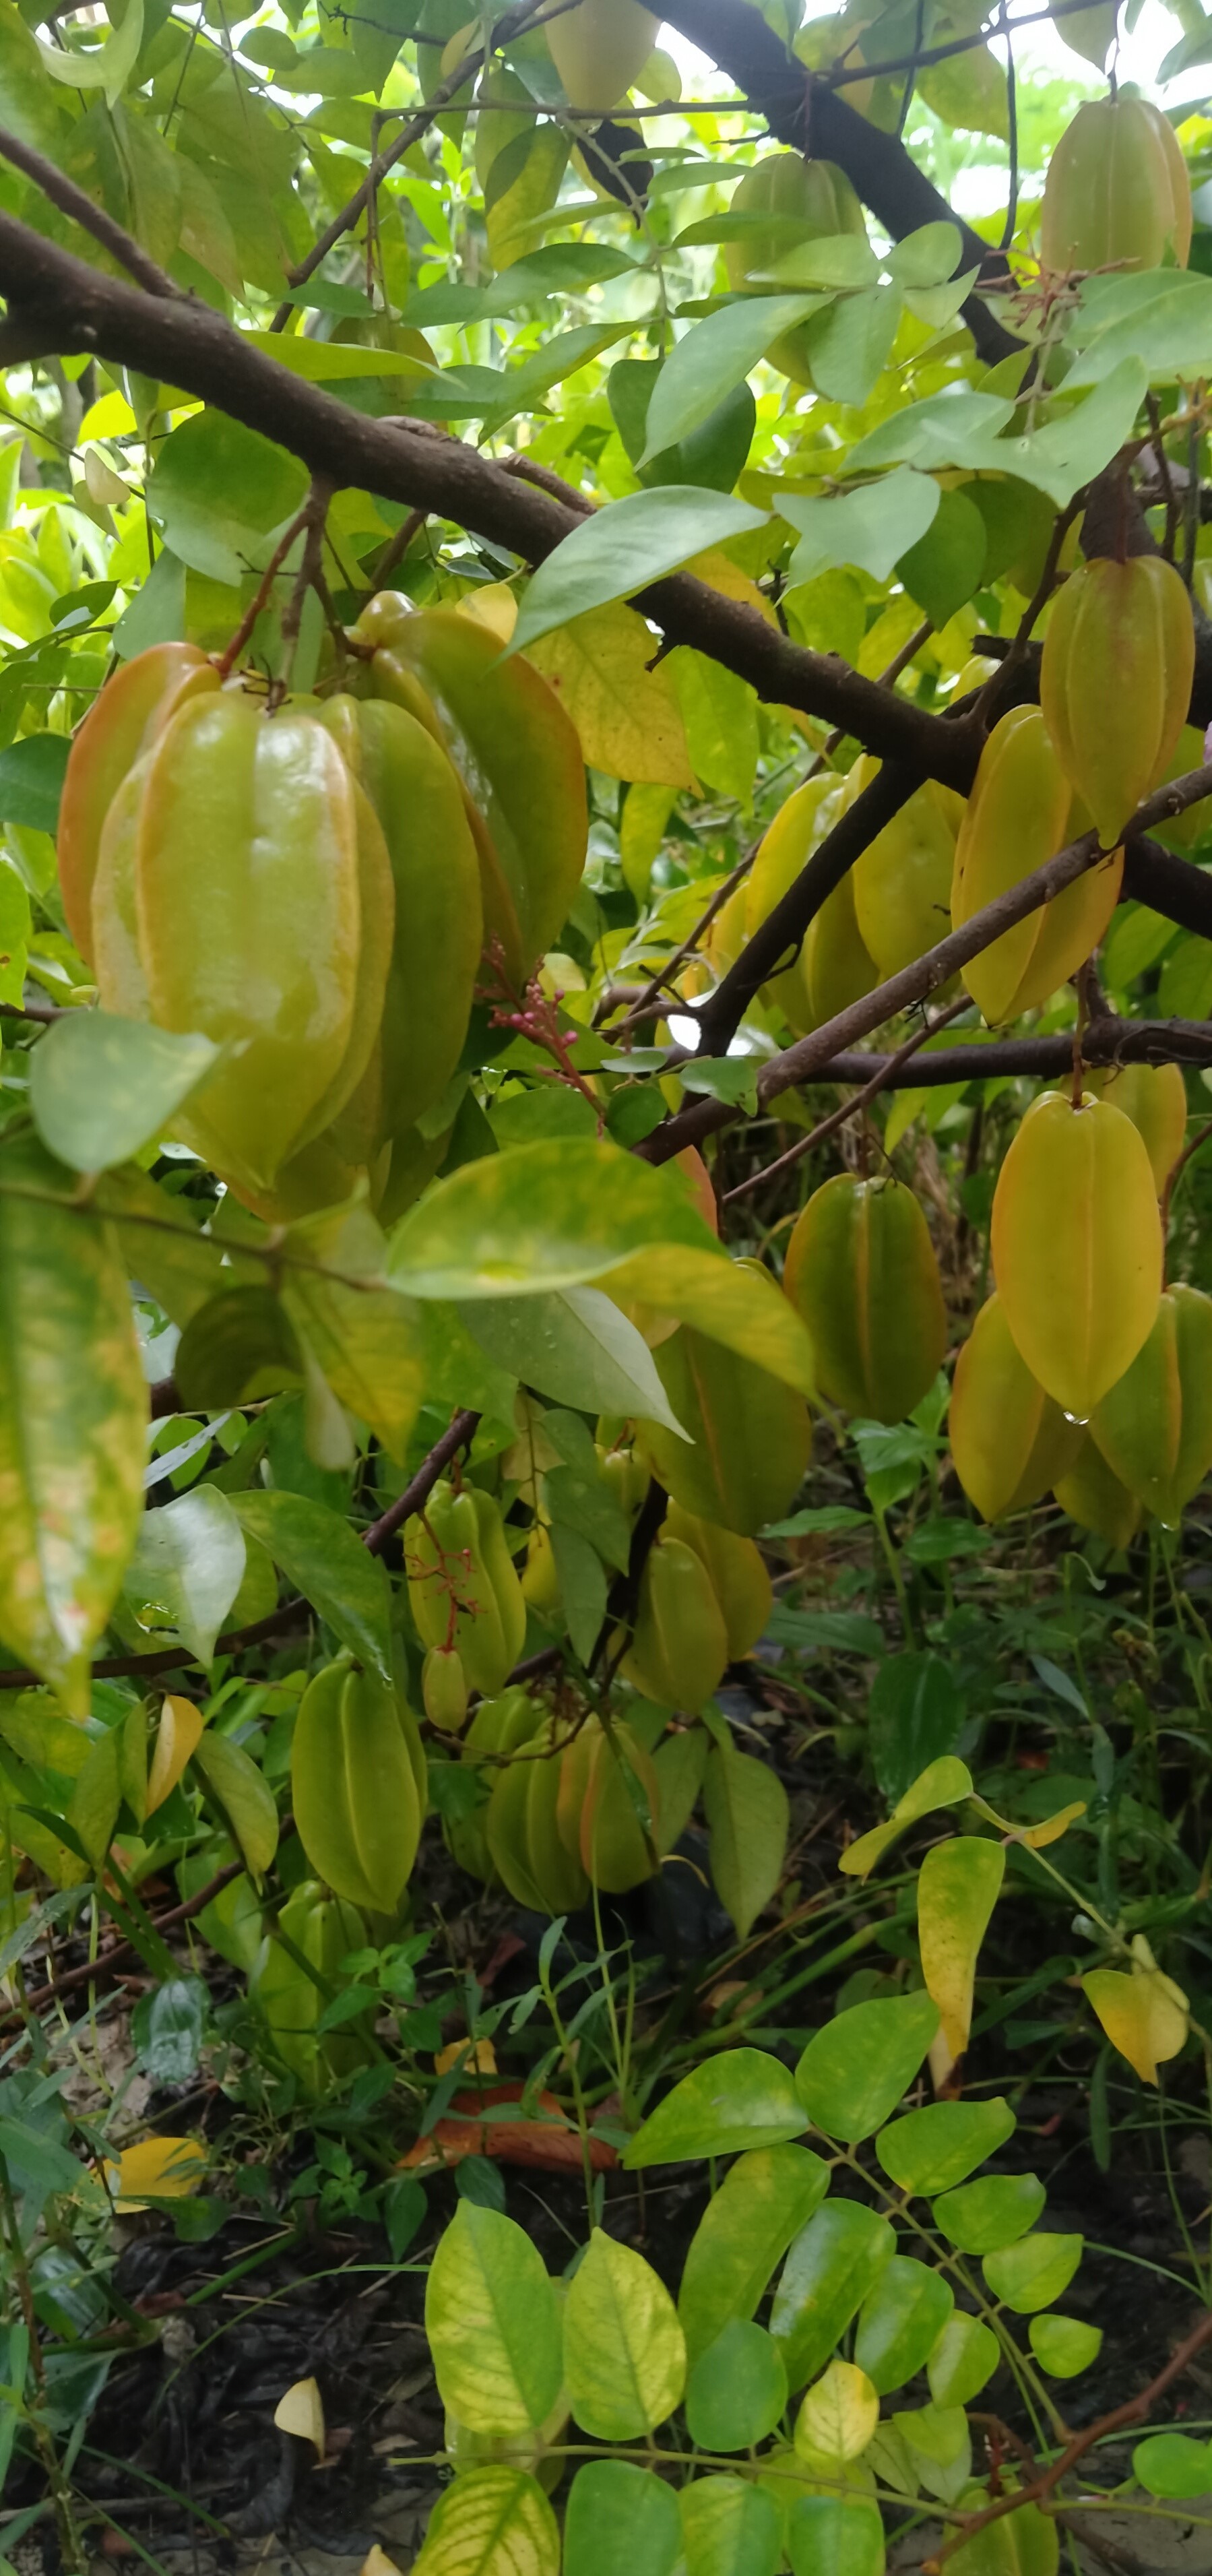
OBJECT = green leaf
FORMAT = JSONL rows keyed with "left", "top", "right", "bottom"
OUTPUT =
{"left": 0, "top": 1139, "right": 146, "bottom": 1713}
{"left": 123, "top": 1487, "right": 246, "bottom": 1666}
{"left": 561, "top": 2462, "right": 682, "bottom": 2576}
{"left": 148, "top": 413, "right": 309, "bottom": 586}
{"left": 412, "top": 2464, "right": 559, "bottom": 2574}
{"left": 685, "top": 2321, "right": 788, "bottom": 2452}
{"left": 462, "top": 1288, "right": 687, "bottom": 1433}
{"left": 770, "top": 2201, "right": 895, "bottom": 2392}
{"left": 640, "top": 299, "right": 827, "bottom": 463}
{"left": 424, "top": 2204, "right": 562, "bottom": 2436}
{"left": 982, "top": 2232, "right": 1083, "bottom": 2315}
{"left": 678, "top": 2143, "right": 831, "bottom": 2364}
{"left": 1029, "top": 2314, "right": 1102, "bottom": 2379}
{"left": 885, "top": 223, "right": 964, "bottom": 287}
{"left": 933, "top": 2173, "right": 1046, "bottom": 2255}
{"left": 848, "top": 365, "right": 1148, "bottom": 507}
{"left": 68, "top": 1726, "right": 121, "bottom": 1866}
{"left": 0, "top": 734, "right": 71, "bottom": 835}
{"left": 604, "top": 1246, "right": 815, "bottom": 1395}
{"left": 891, "top": 2405, "right": 971, "bottom": 2507}
{"left": 779, "top": 469, "right": 940, "bottom": 586}
{"left": 609, "top": 358, "right": 757, "bottom": 495}
{"left": 191, "top": 1730, "right": 278, "bottom": 1877}
{"left": 801, "top": 286, "right": 903, "bottom": 409}
{"left": 1133, "top": 2432, "right": 1212, "bottom": 2499}
{"left": 704, "top": 1735, "right": 790, "bottom": 1939}
{"left": 389, "top": 1139, "right": 720, "bottom": 1300}
{"left": 1066, "top": 269, "right": 1212, "bottom": 390}
{"left": 679, "top": 2476, "right": 780, "bottom": 2576}
{"left": 282, "top": 1271, "right": 426, "bottom": 1467}
{"left": 788, "top": 2494, "right": 887, "bottom": 2576}
{"left": 230, "top": 1490, "right": 391, "bottom": 1679}
{"left": 897, "top": 487, "right": 987, "bottom": 629}
{"left": 868, "top": 1657, "right": 966, "bottom": 1804}
{"left": 623, "top": 2050, "right": 808, "bottom": 2167}
{"left": 549, "top": 1525, "right": 608, "bottom": 1663}
{"left": 918, "top": 41, "right": 1008, "bottom": 136}
{"left": 38, "top": 0, "right": 142, "bottom": 104}
{"left": 564, "top": 2229, "right": 686, "bottom": 2440}
{"left": 854, "top": 2257, "right": 953, "bottom": 2396}
{"left": 927, "top": 2314, "right": 1000, "bottom": 2408}
{"left": 794, "top": 1994, "right": 940, "bottom": 2142}
{"left": 509, "top": 488, "right": 769, "bottom": 656}
{"left": 670, "top": 652, "right": 760, "bottom": 807}
{"left": 30, "top": 1015, "right": 220, "bottom": 1176}
{"left": 876, "top": 2098, "right": 1016, "bottom": 2197}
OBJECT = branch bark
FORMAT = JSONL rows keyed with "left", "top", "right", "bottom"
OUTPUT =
{"left": 658, "top": 0, "right": 1020, "bottom": 365}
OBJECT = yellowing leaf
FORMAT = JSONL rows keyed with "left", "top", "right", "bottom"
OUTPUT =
{"left": 360, "top": 2550, "right": 404, "bottom": 2576}
{"left": 841, "top": 1757, "right": 974, "bottom": 1879}
{"left": 605, "top": 1247, "right": 815, "bottom": 1396}
{"left": 971, "top": 1793, "right": 1087, "bottom": 1850}
{"left": 435, "top": 2039, "right": 498, "bottom": 2077}
{"left": 918, "top": 1837, "right": 1005, "bottom": 2076}
{"left": 687, "top": 547, "right": 779, "bottom": 627}
{"left": 426, "top": 2204, "right": 562, "bottom": 2437}
{"left": 563, "top": 2228, "right": 687, "bottom": 2440}
{"left": 795, "top": 2358, "right": 879, "bottom": 2465}
{"left": 146, "top": 1696, "right": 205, "bottom": 1816}
{"left": 106, "top": 2135, "right": 206, "bottom": 2211}
{"left": 525, "top": 600, "right": 693, "bottom": 786}
{"left": 1083, "top": 1939, "right": 1189, "bottom": 2087}
{"left": 414, "top": 2465, "right": 559, "bottom": 2576}
{"left": 274, "top": 2376, "right": 326, "bottom": 2457}
{"left": 456, "top": 584, "right": 518, "bottom": 644}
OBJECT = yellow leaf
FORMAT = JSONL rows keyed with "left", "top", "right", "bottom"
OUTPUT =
{"left": 525, "top": 600, "right": 693, "bottom": 786}
{"left": 105, "top": 2135, "right": 206, "bottom": 2211}
{"left": 795, "top": 2359, "right": 879, "bottom": 2465}
{"left": 1083, "top": 1940, "right": 1189, "bottom": 2086}
{"left": 918, "top": 1837, "right": 1006, "bottom": 2074}
{"left": 605, "top": 1247, "right": 815, "bottom": 1396}
{"left": 274, "top": 2376, "right": 326, "bottom": 2457}
{"left": 563, "top": 2229, "right": 686, "bottom": 2440}
{"left": 456, "top": 584, "right": 518, "bottom": 645}
{"left": 435, "top": 2038, "right": 498, "bottom": 2076}
{"left": 146, "top": 1695, "right": 205, "bottom": 1815}
{"left": 840, "top": 1757, "right": 974, "bottom": 1880}
{"left": 971, "top": 1793, "right": 1086, "bottom": 1850}
{"left": 360, "top": 2551, "right": 403, "bottom": 2576}
{"left": 687, "top": 548, "right": 778, "bottom": 627}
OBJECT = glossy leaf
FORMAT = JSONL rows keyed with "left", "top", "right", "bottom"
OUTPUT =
{"left": 927, "top": 2315, "right": 1001, "bottom": 2407}
{"left": 685, "top": 2322, "right": 788, "bottom": 2451}
{"left": 641, "top": 298, "right": 825, "bottom": 462}
{"left": 779, "top": 468, "right": 940, "bottom": 584}
{"left": 464, "top": 1287, "right": 686, "bottom": 1432}
{"left": 561, "top": 2462, "right": 682, "bottom": 2576}
{"left": 29, "top": 1013, "right": 220, "bottom": 1175}
{"left": 770, "top": 2201, "right": 895, "bottom": 2391}
{"left": 795, "top": 2359, "right": 879, "bottom": 2465}
{"left": 389, "top": 1140, "right": 718, "bottom": 1300}
{"left": 841, "top": 1756, "right": 973, "bottom": 1879}
{"left": 424, "top": 2205, "right": 562, "bottom": 2437}
{"left": 606, "top": 1245, "right": 815, "bottom": 1395}
{"left": 678, "top": 2143, "right": 831, "bottom": 2364}
{"left": 231, "top": 1491, "right": 392, "bottom": 1680}
{"left": 1029, "top": 2314, "right": 1102, "bottom": 2378}
{"left": 876, "top": 2098, "right": 1017, "bottom": 2197}
{"left": 794, "top": 1992, "right": 940, "bottom": 2141}
{"left": 678, "top": 2476, "right": 780, "bottom": 2576}
{"left": 788, "top": 2493, "right": 887, "bottom": 2576}
{"left": 982, "top": 2232, "right": 1083, "bottom": 2313}
{"left": 933, "top": 2173, "right": 1046, "bottom": 2255}
{"left": 563, "top": 2229, "right": 686, "bottom": 2439}
{"left": 623, "top": 2050, "right": 808, "bottom": 2167}
{"left": 146, "top": 1695, "right": 205, "bottom": 1816}
{"left": 704, "top": 1735, "right": 790, "bottom": 1940}
{"left": 854, "top": 2257, "right": 954, "bottom": 2395}
{"left": 123, "top": 1487, "right": 246, "bottom": 1668}
{"left": 1133, "top": 2432, "right": 1212, "bottom": 2498}
{"left": 509, "top": 488, "right": 769, "bottom": 655}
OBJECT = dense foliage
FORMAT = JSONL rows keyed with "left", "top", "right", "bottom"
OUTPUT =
{"left": 5, "top": 0, "right": 1212, "bottom": 2569}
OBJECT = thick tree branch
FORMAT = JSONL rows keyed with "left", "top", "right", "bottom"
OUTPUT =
{"left": 0, "top": 124, "right": 179, "bottom": 301}
{"left": 779, "top": 1016, "right": 1212, "bottom": 1090}
{"left": 0, "top": 215, "right": 978, "bottom": 786}
{"left": 659, "top": 0, "right": 1020, "bottom": 365}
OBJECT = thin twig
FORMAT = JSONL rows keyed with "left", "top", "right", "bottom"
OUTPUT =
{"left": 602, "top": 844, "right": 761, "bottom": 1040}
{"left": 722, "top": 995, "right": 970, "bottom": 1203}
{"left": 371, "top": 503, "right": 427, "bottom": 590}
{"left": 1161, "top": 1114, "right": 1212, "bottom": 1238}
{"left": 213, "top": 498, "right": 316, "bottom": 683}
{"left": 925, "top": 2304, "right": 1212, "bottom": 2567}
{"left": 273, "top": 474, "right": 333, "bottom": 699}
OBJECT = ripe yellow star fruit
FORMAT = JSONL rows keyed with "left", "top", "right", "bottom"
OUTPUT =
{"left": 990, "top": 1090, "right": 1162, "bottom": 1420}
{"left": 1041, "top": 555, "right": 1194, "bottom": 848}
{"left": 950, "top": 706, "right": 1122, "bottom": 1025}
{"left": 783, "top": 1175, "right": 947, "bottom": 1424}
{"left": 950, "top": 1292, "right": 1084, "bottom": 1521}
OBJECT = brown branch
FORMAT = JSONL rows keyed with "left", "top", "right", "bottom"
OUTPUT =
{"left": 693, "top": 760, "right": 921, "bottom": 1057}
{"left": 362, "top": 1408, "right": 480, "bottom": 1557}
{"left": 0, "top": 999, "right": 66, "bottom": 1026}
{"left": 602, "top": 843, "right": 761, "bottom": 1039}
{"left": 785, "top": 1017, "right": 1212, "bottom": 1088}
{"left": 643, "top": 761, "right": 1212, "bottom": 1162}
{"left": 0, "top": 121, "right": 179, "bottom": 301}
{"left": 722, "top": 993, "right": 970, "bottom": 1203}
{"left": 659, "top": 0, "right": 1020, "bottom": 366}
{"left": 926, "top": 2304, "right": 1212, "bottom": 2569}
{"left": 213, "top": 494, "right": 317, "bottom": 682}
{"left": 0, "top": 213, "right": 979, "bottom": 788}
{"left": 371, "top": 503, "right": 427, "bottom": 590}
